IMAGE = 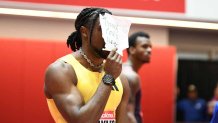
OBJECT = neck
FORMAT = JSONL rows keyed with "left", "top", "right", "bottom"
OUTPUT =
{"left": 125, "top": 56, "right": 144, "bottom": 72}
{"left": 79, "top": 48, "right": 104, "bottom": 71}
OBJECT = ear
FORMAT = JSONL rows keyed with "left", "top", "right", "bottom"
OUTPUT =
{"left": 129, "top": 46, "right": 136, "bottom": 55}
{"left": 80, "top": 26, "right": 88, "bottom": 38}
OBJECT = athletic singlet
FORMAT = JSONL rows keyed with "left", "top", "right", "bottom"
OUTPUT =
{"left": 46, "top": 54, "right": 123, "bottom": 123}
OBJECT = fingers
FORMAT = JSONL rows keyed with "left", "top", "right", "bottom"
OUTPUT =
{"left": 107, "top": 48, "right": 117, "bottom": 59}
{"left": 112, "top": 52, "right": 119, "bottom": 60}
{"left": 107, "top": 48, "right": 122, "bottom": 64}
{"left": 104, "top": 48, "right": 122, "bottom": 79}
{"left": 115, "top": 54, "right": 121, "bottom": 63}
{"left": 118, "top": 55, "right": 122, "bottom": 64}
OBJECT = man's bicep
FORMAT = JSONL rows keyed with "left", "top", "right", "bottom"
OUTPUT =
{"left": 44, "top": 62, "right": 83, "bottom": 121}
{"left": 51, "top": 85, "right": 84, "bottom": 121}
{"left": 125, "top": 74, "right": 140, "bottom": 98}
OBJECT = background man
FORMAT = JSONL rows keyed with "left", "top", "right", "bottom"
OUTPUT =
{"left": 122, "top": 31, "right": 152, "bottom": 123}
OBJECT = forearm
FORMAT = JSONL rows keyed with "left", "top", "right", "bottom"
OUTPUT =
{"left": 126, "top": 101, "right": 136, "bottom": 123}
{"left": 126, "top": 104, "right": 137, "bottom": 123}
{"left": 127, "top": 112, "right": 137, "bottom": 123}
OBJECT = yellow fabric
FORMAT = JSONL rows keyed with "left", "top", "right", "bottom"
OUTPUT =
{"left": 47, "top": 99, "right": 67, "bottom": 123}
{"left": 46, "top": 54, "right": 123, "bottom": 122}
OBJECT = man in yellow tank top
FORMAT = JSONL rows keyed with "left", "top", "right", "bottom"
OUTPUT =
{"left": 44, "top": 8, "right": 130, "bottom": 123}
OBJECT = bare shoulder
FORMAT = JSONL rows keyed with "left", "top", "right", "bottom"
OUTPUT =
{"left": 119, "top": 74, "right": 130, "bottom": 102}
{"left": 44, "top": 60, "right": 77, "bottom": 98}
{"left": 122, "top": 65, "right": 140, "bottom": 84}
{"left": 119, "top": 74, "right": 130, "bottom": 90}
{"left": 121, "top": 64, "right": 140, "bottom": 94}
{"left": 45, "top": 60, "right": 76, "bottom": 81}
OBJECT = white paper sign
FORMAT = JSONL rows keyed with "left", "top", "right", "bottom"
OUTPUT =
{"left": 100, "top": 13, "right": 131, "bottom": 56}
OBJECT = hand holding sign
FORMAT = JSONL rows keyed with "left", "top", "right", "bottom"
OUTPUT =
{"left": 100, "top": 13, "right": 131, "bottom": 56}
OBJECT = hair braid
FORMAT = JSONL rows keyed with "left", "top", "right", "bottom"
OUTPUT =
{"left": 66, "top": 8, "right": 112, "bottom": 51}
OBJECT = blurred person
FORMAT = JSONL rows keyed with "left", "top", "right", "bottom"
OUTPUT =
{"left": 122, "top": 32, "right": 152, "bottom": 123}
{"left": 211, "top": 83, "right": 218, "bottom": 101}
{"left": 177, "top": 84, "right": 207, "bottom": 122}
{"left": 210, "top": 102, "right": 218, "bottom": 123}
{"left": 208, "top": 101, "right": 217, "bottom": 120}
{"left": 208, "top": 83, "right": 218, "bottom": 119}
{"left": 44, "top": 7, "right": 130, "bottom": 123}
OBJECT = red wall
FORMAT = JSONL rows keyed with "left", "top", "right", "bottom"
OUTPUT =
{"left": 0, "top": 38, "right": 176, "bottom": 123}
{"left": 9, "top": 0, "right": 185, "bottom": 13}
{"left": 136, "top": 47, "right": 176, "bottom": 123}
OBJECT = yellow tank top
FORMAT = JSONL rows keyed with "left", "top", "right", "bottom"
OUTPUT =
{"left": 46, "top": 54, "right": 123, "bottom": 123}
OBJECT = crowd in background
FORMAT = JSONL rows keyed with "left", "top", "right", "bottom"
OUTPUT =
{"left": 176, "top": 83, "right": 218, "bottom": 123}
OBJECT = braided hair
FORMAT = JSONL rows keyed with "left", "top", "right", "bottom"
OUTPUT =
{"left": 67, "top": 8, "right": 112, "bottom": 51}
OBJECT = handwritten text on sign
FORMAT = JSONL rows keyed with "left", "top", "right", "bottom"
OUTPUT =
{"left": 100, "top": 13, "right": 131, "bottom": 55}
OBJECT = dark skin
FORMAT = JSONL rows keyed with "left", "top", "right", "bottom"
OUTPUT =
{"left": 122, "top": 36, "right": 152, "bottom": 123}
{"left": 44, "top": 17, "right": 130, "bottom": 123}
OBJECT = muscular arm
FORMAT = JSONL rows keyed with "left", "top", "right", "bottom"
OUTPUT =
{"left": 44, "top": 61, "right": 112, "bottom": 123}
{"left": 121, "top": 70, "right": 140, "bottom": 123}
{"left": 116, "top": 74, "right": 130, "bottom": 123}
